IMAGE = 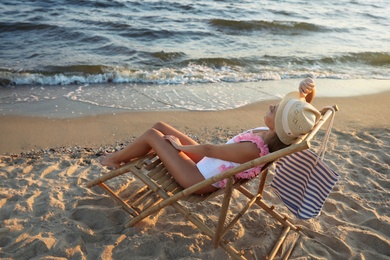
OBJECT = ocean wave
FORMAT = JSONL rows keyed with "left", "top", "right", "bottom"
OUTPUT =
{"left": 66, "top": 0, "right": 126, "bottom": 9}
{"left": 151, "top": 51, "right": 186, "bottom": 62}
{"left": 209, "top": 19, "right": 330, "bottom": 34}
{"left": 0, "top": 22, "right": 58, "bottom": 32}
{"left": 1, "top": 52, "right": 389, "bottom": 87}
{"left": 336, "top": 52, "right": 390, "bottom": 66}
{"left": 0, "top": 64, "right": 278, "bottom": 86}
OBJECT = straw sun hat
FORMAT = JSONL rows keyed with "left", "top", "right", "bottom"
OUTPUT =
{"left": 275, "top": 92, "right": 321, "bottom": 145}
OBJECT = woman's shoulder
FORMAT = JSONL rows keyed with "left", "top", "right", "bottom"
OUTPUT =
{"left": 226, "top": 127, "right": 269, "bottom": 144}
{"left": 246, "top": 127, "right": 269, "bottom": 133}
{"left": 234, "top": 127, "right": 269, "bottom": 142}
{"left": 244, "top": 127, "right": 269, "bottom": 141}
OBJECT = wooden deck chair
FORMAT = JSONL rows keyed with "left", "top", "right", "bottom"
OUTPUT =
{"left": 85, "top": 105, "right": 338, "bottom": 260}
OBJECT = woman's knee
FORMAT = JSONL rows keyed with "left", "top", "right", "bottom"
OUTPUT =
{"left": 152, "top": 121, "right": 172, "bottom": 134}
{"left": 144, "top": 127, "right": 162, "bottom": 139}
{"left": 152, "top": 121, "right": 170, "bottom": 132}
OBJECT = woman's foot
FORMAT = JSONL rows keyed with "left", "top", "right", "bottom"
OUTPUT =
{"left": 99, "top": 152, "right": 122, "bottom": 169}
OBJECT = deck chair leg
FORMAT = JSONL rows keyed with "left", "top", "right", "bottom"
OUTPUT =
{"left": 268, "top": 226, "right": 290, "bottom": 260}
{"left": 236, "top": 186, "right": 300, "bottom": 232}
{"left": 212, "top": 177, "right": 234, "bottom": 248}
{"left": 169, "top": 199, "right": 245, "bottom": 260}
{"left": 221, "top": 193, "right": 261, "bottom": 239}
{"left": 98, "top": 183, "right": 139, "bottom": 216}
{"left": 282, "top": 233, "right": 300, "bottom": 260}
{"left": 258, "top": 168, "right": 269, "bottom": 195}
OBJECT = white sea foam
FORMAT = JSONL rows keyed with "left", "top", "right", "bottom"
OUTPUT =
{"left": 1, "top": 79, "right": 389, "bottom": 118}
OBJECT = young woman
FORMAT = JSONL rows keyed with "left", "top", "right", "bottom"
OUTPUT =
{"left": 100, "top": 78, "right": 320, "bottom": 194}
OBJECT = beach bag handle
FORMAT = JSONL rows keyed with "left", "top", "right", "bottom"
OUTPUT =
{"left": 316, "top": 106, "right": 336, "bottom": 163}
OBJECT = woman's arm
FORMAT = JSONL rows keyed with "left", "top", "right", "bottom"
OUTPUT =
{"left": 305, "top": 88, "right": 316, "bottom": 103}
{"left": 164, "top": 135, "right": 260, "bottom": 164}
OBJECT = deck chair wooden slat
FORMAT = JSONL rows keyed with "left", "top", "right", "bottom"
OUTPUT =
{"left": 126, "top": 185, "right": 148, "bottom": 203}
{"left": 85, "top": 106, "right": 338, "bottom": 259}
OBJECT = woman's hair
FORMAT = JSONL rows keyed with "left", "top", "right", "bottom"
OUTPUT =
{"left": 267, "top": 132, "right": 289, "bottom": 153}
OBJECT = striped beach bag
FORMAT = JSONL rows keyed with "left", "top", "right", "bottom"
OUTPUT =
{"left": 271, "top": 149, "right": 340, "bottom": 220}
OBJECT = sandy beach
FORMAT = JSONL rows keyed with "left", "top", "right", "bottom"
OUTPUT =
{"left": 1, "top": 91, "right": 389, "bottom": 259}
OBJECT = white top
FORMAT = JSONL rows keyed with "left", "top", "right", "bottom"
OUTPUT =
{"left": 196, "top": 127, "right": 269, "bottom": 187}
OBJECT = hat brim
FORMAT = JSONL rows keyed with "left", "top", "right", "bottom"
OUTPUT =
{"left": 275, "top": 92, "right": 305, "bottom": 145}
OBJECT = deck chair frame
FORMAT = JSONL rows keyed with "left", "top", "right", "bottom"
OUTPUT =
{"left": 86, "top": 106, "right": 338, "bottom": 260}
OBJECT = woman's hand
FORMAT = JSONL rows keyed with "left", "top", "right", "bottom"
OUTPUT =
{"left": 299, "top": 77, "right": 316, "bottom": 103}
{"left": 299, "top": 77, "right": 315, "bottom": 97}
{"left": 164, "top": 135, "right": 183, "bottom": 150}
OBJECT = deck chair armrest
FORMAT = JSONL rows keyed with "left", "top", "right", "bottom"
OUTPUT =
{"left": 189, "top": 140, "right": 310, "bottom": 195}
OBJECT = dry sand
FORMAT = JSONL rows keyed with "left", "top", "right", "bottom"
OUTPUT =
{"left": 0, "top": 92, "right": 389, "bottom": 259}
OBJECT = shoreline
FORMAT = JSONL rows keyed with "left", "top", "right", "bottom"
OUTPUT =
{"left": 1, "top": 78, "right": 390, "bottom": 119}
{"left": 1, "top": 89, "right": 390, "bottom": 155}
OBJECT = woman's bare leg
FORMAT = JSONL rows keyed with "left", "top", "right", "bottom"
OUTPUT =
{"left": 100, "top": 122, "right": 203, "bottom": 168}
{"left": 99, "top": 129, "right": 153, "bottom": 168}
{"left": 101, "top": 124, "right": 217, "bottom": 194}
{"left": 145, "top": 128, "right": 217, "bottom": 193}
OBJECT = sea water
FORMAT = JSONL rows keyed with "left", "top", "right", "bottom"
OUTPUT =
{"left": 1, "top": 0, "right": 389, "bottom": 117}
